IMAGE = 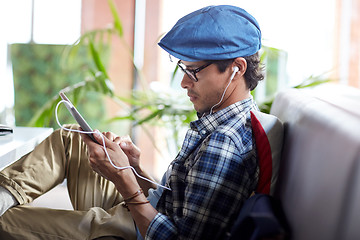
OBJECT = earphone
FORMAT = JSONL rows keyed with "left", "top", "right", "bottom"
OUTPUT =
{"left": 230, "top": 66, "right": 239, "bottom": 81}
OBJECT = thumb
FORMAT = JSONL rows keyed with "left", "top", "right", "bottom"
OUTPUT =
{"left": 120, "top": 137, "right": 140, "bottom": 157}
{"left": 120, "top": 140, "right": 131, "bottom": 149}
{"left": 119, "top": 137, "right": 139, "bottom": 154}
{"left": 119, "top": 135, "right": 132, "bottom": 148}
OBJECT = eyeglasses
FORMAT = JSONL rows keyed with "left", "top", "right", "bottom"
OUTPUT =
{"left": 177, "top": 60, "right": 212, "bottom": 82}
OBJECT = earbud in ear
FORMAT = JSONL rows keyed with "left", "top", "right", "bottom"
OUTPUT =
{"left": 230, "top": 66, "right": 239, "bottom": 81}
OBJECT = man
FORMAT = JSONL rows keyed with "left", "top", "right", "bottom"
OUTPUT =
{"left": 0, "top": 5, "right": 264, "bottom": 239}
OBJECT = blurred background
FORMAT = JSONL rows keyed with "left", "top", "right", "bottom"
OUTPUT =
{"left": 0, "top": 0, "right": 359, "bottom": 179}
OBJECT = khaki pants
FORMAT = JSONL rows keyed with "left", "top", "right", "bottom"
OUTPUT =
{"left": 0, "top": 125, "right": 136, "bottom": 240}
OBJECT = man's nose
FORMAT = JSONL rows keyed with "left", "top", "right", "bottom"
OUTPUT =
{"left": 180, "top": 74, "right": 193, "bottom": 89}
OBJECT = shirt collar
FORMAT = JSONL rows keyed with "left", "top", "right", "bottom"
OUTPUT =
{"left": 190, "top": 97, "right": 257, "bottom": 135}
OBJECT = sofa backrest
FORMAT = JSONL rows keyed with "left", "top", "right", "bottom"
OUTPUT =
{"left": 270, "top": 86, "right": 360, "bottom": 240}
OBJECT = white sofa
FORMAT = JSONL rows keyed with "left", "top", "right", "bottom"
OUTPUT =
{"left": 270, "top": 85, "right": 360, "bottom": 240}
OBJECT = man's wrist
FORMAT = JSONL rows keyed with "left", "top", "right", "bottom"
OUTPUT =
{"left": 134, "top": 165, "right": 144, "bottom": 176}
{"left": 114, "top": 167, "right": 140, "bottom": 196}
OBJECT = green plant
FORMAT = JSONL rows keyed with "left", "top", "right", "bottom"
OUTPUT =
{"left": 27, "top": 0, "right": 330, "bottom": 155}
{"left": 110, "top": 84, "right": 196, "bottom": 151}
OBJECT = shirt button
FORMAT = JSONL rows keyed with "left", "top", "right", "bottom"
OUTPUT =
{"left": 201, "top": 130, "right": 206, "bottom": 135}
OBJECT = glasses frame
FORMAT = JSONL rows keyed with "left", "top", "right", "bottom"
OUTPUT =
{"left": 177, "top": 60, "right": 212, "bottom": 82}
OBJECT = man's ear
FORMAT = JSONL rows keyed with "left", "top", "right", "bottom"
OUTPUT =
{"left": 233, "top": 57, "right": 247, "bottom": 77}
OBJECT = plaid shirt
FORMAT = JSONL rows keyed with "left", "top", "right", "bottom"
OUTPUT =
{"left": 146, "top": 98, "right": 259, "bottom": 240}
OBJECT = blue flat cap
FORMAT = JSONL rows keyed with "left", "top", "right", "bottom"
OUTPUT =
{"left": 158, "top": 5, "right": 261, "bottom": 62}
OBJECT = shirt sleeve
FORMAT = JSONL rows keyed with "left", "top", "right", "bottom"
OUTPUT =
{"left": 145, "top": 131, "right": 258, "bottom": 240}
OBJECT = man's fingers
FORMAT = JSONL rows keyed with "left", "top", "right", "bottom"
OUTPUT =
{"left": 113, "top": 136, "right": 122, "bottom": 145}
{"left": 119, "top": 135, "right": 132, "bottom": 148}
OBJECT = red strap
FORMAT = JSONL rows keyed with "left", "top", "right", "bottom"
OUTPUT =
{"left": 251, "top": 111, "right": 272, "bottom": 194}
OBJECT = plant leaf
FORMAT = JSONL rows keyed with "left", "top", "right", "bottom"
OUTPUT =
{"left": 107, "top": 0, "right": 123, "bottom": 37}
{"left": 87, "top": 37, "right": 109, "bottom": 78}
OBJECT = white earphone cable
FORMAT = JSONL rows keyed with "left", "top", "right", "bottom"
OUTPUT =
{"left": 209, "top": 67, "right": 239, "bottom": 115}
{"left": 55, "top": 100, "right": 171, "bottom": 191}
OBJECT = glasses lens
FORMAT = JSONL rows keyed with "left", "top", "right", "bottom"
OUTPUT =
{"left": 177, "top": 61, "right": 197, "bottom": 82}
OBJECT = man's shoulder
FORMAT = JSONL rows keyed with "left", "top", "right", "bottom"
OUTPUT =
{"left": 212, "top": 111, "right": 253, "bottom": 147}
{"left": 217, "top": 109, "right": 252, "bottom": 133}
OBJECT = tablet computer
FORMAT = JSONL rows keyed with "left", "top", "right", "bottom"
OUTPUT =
{"left": 59, "top": 92, "right": 98, "bottom": 143}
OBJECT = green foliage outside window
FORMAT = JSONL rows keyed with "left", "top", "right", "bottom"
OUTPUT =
{"left": 11, "top": 43, "right": 108, "bottom": 130}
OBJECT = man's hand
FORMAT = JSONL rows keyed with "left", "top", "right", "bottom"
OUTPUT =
{"left": 81, "top": 130, "right": 132, "bottom": 184}
{"left": 102, "top": 132, "right": 141, "bottom": 170}
{"left": 81, "top": 129, "right": 157, "bottom": 238}
{"left": 84, "top": 129, "right": 155, "bottom": 192}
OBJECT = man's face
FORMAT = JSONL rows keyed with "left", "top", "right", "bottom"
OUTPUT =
{"left": 180, "top": 60, "right": 230, "bottom": 115}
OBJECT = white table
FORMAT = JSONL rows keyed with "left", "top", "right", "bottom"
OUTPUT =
{"left": 0, "top": 127, "right": 53, "bottom": 170}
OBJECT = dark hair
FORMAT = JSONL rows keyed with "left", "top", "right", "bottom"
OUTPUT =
{"left": 207, "top": 52, "right": 264, "bottom": 91}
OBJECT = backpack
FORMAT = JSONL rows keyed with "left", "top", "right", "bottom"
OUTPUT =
{"left": 227, "top": 193, "right": 290, "bottom": 240}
